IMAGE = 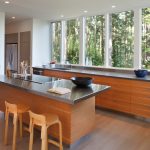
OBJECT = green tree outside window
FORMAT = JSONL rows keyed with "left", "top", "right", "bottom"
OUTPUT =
{"left": 142, "top": 8, "right": 150, "bottom": 69}
{"left": 111, "top": 11, "right": 134, "bottom": 68}
{"left": 52, "top": 21, "right": 61, "bottom": 62}
{"left": 86, "top": 15, "right": 105, "bottom": 66}
{"left": 66, "top": 19, "right": 80, "bottom": 64}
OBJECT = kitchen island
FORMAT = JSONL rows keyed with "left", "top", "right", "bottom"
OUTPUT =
{"left": 0, "top": 74, "right": 110, "bottom": 145}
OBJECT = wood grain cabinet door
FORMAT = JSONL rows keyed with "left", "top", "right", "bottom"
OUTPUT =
{"left": 95, "top": 76, "right": 131, "bottom": 113}
{"left": 20, "top": 31, "right": 31, "bottom": 66}
{"left": 131, "top": 80, "right": 150, "bottom": 118}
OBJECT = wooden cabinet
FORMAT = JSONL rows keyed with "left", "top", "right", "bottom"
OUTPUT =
{"left": 20, "top": 31, "right": 31, "bottom": 65}
{"left": 131, "top": 80, "right": 150, "bottom": 118}
{"left": 42, "top": 69, "right": 150, "bottom": 118}
{"left": 94, "top": 76, "right": 131, "bottom": 114}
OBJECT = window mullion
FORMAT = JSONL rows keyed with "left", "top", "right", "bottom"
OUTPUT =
{"left": 134, "top": 9, "right": 142, "bottom": 69}
{"left": 79, "top": 17, "right": 86, "bottom": 66}
{"left": 61, "top": 21, "right": 66, "bottom": 64}
{"left": 104, "top": 13, "right": 110, "bottom": 67}
{"left": 50, "top": 23, "right": 53, "bottom": 61}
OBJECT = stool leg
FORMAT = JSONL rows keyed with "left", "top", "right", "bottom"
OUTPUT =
{"left": 19, "top": 114, "right": 23, "bottom": 138}
{"left": 58, "top": 121, "right": 63, "bottom": 150}
{"left": 29, "top": 123, "right": 34, "bottom": 150}
{"left": 4, "top": 111, "right": 9, "bottom": 145}
{"left": 45, "top": 130, "right": 48, "bottom": 150}
{"left": 12, "top": 114, "right": 18, "bottom": 150}
{"left": 41, "top": 126, "right": 48, "bottom": 150}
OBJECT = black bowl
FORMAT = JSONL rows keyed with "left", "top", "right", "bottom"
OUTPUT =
{"left": 134, "top": 69, "right": 148, "bottom": 78}
{"left": 71, "top": 77, "right": 92, "bottom": 87}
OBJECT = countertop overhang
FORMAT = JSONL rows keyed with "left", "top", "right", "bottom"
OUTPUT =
{"left": 0, "top": 75, "right": 110, "bottom": 104}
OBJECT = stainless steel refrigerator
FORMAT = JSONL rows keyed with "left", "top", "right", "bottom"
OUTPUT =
{"left": 5, "top": 43, "right": 18, "bottom": 73}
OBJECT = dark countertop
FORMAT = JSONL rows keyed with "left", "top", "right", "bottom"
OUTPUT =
{"left": 0, "top": 74, "right": 110, "bottom": 104}
{"left": 33, "top": 66, "right": 150, "bottom": 82}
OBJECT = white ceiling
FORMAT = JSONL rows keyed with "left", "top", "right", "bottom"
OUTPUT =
{"left": 0, "top": 0, "right": 150, "bottom": 23}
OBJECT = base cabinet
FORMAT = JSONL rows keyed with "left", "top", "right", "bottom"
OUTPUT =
{"left": 131, "top": 81, "right": 150, "bottom": 118}
{"left": 42, "top": 69, "right": 150, "bottom": 118}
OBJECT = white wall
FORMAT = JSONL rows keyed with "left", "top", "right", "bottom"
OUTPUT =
{"left": 5, "top": 18, "right": 50, "bottom": 67}
{"left": 5, "top": 19, "right": 33, "bottom": 34}
{"left": 0, "top": 12, "right": 5, "bottom": 74}
{"left": 32, "top": 19, "right": 50, "bottom": 66}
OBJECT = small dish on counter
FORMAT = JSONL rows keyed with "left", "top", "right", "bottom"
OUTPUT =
{"left": 134, "top": 69, "right": 148, "bottom": 78}
{"left": 70, "top": 77, "right": 92, "bottom": 87}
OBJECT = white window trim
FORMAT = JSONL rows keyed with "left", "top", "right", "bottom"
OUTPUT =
{"left": 79, "top": 17, "right": 86, "bottom": 66}
{"left": 134, "top": 8, "right": 142, "bottom": 69}
{"left": 61, "top": 21, "right": 66, "bottom": 64}
{"left": 49, "top": 23, "right": 53, "bottom": 61}
{"left": 104, "top": 13, "right": 110, "bottom": 67}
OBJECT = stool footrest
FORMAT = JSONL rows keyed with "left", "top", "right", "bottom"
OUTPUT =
{"left": 48, "top": 139, "right": 60, "bottom": 147}
{"left": 24, "top": 126, "right": 30, "bottom": 133}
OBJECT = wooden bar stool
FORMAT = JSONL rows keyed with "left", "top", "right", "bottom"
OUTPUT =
{"left": 29, "top": 111, "right": 63, "bottom": 150}
{"left": 4, "top": 101, "right": 29, "bottom": 150}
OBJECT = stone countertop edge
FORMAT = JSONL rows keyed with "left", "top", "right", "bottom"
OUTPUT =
{"left": 33, "top": 66, "right": 150, "bottom": 82}
{"left": 0, "top": 75, "right": 110, "bottom": 105}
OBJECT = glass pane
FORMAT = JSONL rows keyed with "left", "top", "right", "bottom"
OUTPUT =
{"left": 52, "top": 22, "right": 61, "bottom": 62}
{"left": 66, "top": 19, "right": 80, "bottom": 64}
{"left": 86, "top": 15, "right": 105, "bottom": 66}
{"left": 142, "top": 8, "right": 150, "bottom": 69}
{"left": 111, "top": 11, "right": 134, "bottom": 68}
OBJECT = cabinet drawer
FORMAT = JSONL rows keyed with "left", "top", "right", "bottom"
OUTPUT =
{"left": 131, "top": 80, "right": 150, "bottom": 88}
{"left": 131, "top": 103, "right": 150, "bottom": 118}
{"left": 97, "top": 99, "right": 131, "bottom": 113}
{"left": 132, "top": 96, "right": 150, "bottom": 106}
{"left": 131, "top": 87, "right": 150, "bottom": 96}
{"left": 97, "top": 94, "right": 131, "bottom": 104}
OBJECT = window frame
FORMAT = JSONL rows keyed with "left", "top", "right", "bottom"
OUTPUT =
{"left": 50, "top": 8, "right": 147, "bottom": 70}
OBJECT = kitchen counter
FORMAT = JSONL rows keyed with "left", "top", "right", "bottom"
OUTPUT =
{"left": 33, "top": 66, "right": 150, "bottom": 119}
{"left": 33, "top": 66, "right": 150, "bottom": 82}
{"left": 0, "top": 74, "right": 110, "bottom": 145}
{"left": 0, "top": 74, "right": 109, "bottom": 104}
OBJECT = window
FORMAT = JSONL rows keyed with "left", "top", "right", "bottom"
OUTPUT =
{"left": 66, "top": 19, "right": 80, "bottom": 64}
{"left": 51, "top": 8, "right": 150, "bottom": 70}
{"left": 142, "top": 8, "right": 150, "bottom": 69}
{"left": 111, "top": 11, "right": 134, "bottom": 68}
{"left": 51, "top": 21, "right": 61, "bottom": 62}
{"left": 86, "top": 15, "right": 105, "bottom": 66}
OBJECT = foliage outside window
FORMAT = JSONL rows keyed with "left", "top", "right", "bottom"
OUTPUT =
{"left": 52, "top": 21, "right": 61, "bottom": 62}
{"left": 66, "top": 19, "right": 80, "bottom": 64}
{"left": 111, "top": 11, "right": 134, "bottom": 68}
{"left": 86, "top": 15, "right": 105, "bottom": 66}
{"left": 142, "top": 8, "right": 150, "bottom": 69}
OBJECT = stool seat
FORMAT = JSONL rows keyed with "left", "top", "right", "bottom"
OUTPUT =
{"left": 42, "top": 113, "right": 59, "bottom": 126}
{"left": 17, "top": 104, "right": 30, "bottom": 113}
{"left": 4, "top": 101, "right": 29, "bottom": 150}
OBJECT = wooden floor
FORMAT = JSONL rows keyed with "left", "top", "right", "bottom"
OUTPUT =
{"left": 0, "top": 109, "right": 150, "bottom": 150}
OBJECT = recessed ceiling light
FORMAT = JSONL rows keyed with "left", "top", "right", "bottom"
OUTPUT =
{"left": 112, "top": 5, "right": 116, "bottom": 8}
{"left": 4, "top": 1, "right": 10, "bottom": 4}
{"left": 60, "top": 15, "right": 64, "bottom": 18}
{"left": 84, "top": 10, "right": 88, "bottom": 13}
{"left": 12, "top": 16, "right": 15, "bottom": 19}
